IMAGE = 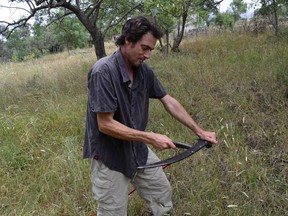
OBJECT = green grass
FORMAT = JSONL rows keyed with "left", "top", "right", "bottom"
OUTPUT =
{"left": 0, "top": 36, "right": 287, "bottom": 215}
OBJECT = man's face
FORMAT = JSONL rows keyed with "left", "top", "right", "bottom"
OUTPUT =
{"left": 125, "top": 32, "right": 157, "bottom": 67}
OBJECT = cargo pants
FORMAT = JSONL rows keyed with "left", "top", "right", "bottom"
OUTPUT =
{"left": 90, "top": 148, "right": 173, "bottom": 216}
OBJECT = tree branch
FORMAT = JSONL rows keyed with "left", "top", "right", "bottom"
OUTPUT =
{"left": 109, "top": 3, "right": 141, "bottom": 28}
{"left": 86, "top": 0, "right": 103, "bottom": 19}
{"left": 0, "top": 5, "right": 31, "bottom": 14}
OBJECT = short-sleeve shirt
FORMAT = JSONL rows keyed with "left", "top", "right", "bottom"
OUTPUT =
{"left": 83, "top": 49, "right": 167, "bottom": 178}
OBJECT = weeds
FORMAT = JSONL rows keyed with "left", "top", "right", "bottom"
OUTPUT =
{"left": 0, "top": 37, "right": 287, "bottom": 215}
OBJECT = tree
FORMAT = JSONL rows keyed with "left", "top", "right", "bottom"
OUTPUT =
{"left": 53, "top": 15, "right": 90, "bottom": 52}
{"left": 143, "top": 0, "right": 222, "bottom": 53}
{"left": 256, "top": 0, "right": 288, "bottom": 37}
{"left": 170, "top": 0, "right": 221, "bottom": 52}
{"left": 230, "top": 0, "right": 247, "bottom": 23}
{"left": 0, "top": 0, "right": 142, "bottom": 59}
{"left": 211, "top": 0, "right": 247, "bottom": 30}
{"left": 213, "top": 12, "right": 234, "bottom": 28}
{"left": 194, "top": 7, "right": 218, "bottom": 28}
{"left": 170, "top": 0, "right": 193, "bottom": 52}
{"left": 0, "top": 37, "right": 10, "bottom": 61}
{"left": 31, "top": 22, "right": 48, "bottom": 55}
{"left": 0, "top": 12, "right": 92, "bottom": 61}
{"left": 144, "top": 0, "right": 176, "bottom": 53}
{"left": 5, "top": 25, "right": 32, "bottom": 61}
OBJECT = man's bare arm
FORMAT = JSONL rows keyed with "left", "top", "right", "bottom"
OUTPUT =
{"left": 97, "top": 112, "right": 176, "bottom": 150}
{"left": 160, "top": 95, "right": 217, "bottom": 144}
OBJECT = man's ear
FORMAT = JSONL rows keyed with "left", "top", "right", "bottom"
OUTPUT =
{"left": 124, "top": 36, "right": 130, "bottom": 45}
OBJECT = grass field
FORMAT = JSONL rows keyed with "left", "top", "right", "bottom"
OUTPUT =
{"left": 0, "top": 33, "right": 287, "bottom": 216}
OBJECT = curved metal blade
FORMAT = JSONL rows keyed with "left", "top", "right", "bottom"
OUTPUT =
{"left": 137, "top": 139, "right": 211, "bottom": 169}
{"left": 173, "top": 141, "right": 192, "bottom": 149}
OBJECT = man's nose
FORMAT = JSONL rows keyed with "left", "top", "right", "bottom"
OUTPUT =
{"left": 144, "top": 50, "right": 152, "bottom": 59}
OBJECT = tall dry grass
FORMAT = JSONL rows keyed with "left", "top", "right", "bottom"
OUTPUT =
{"left": 0, "top": 36, "right": 287, "bottom": 216}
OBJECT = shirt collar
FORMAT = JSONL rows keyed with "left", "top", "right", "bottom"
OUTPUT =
{"left": 114, "top": 49, "right": 143, "bottom": 85}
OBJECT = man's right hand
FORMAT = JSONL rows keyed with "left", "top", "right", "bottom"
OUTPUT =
{"left": 149, "top": 132, "right": 176, "bottom": 150}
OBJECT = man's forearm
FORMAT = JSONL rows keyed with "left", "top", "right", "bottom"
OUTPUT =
{"left": 160, "top": 95, "right": 204, "bottom": 136}
{"left": 98, "top": 116, "right": 152, "bottom": 143}
{"left": 97, "top": 112, "right": 176, "bottom": 149}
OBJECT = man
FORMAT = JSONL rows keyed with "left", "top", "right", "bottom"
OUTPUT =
{"left": 83, "top": 16, "right": 217, "bottom": 216}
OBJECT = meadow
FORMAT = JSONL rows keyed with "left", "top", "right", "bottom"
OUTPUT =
{"left": 0, "top": 33, "right": 287, "bottom": 216}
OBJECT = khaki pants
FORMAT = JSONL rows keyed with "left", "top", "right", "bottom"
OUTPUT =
{"left": 90, "top": 148, "right": 173, "bottom": 216}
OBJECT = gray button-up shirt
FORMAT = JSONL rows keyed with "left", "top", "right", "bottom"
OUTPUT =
{"left": 83, "top": 50, "right": 167, "bottom": 178}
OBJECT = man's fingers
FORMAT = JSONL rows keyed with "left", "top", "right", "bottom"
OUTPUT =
{"left": 155, "top": 142, "right": 176, "bottom": 150}
{"left": 168, "top": 142, "right": 176, "bottom": 149}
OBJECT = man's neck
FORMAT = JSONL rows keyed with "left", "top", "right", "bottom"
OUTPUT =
{"left": 120, "top": 47, "right": 134, "bottom": 80}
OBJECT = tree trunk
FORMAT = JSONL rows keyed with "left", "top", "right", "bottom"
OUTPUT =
{"left": 165, "top": 29, "right": 169, "bottom": 54}
{"left": 159, "top": 38, "right": 164, "bottom": 51}
{"left": 92, "top": 28, "right": 106, "bottom": 60}
{"left": 171, "top": 10, "right": 188, "bottom": 52}
{"left": 271, "top": 0, "right": 279, "bottom": 37}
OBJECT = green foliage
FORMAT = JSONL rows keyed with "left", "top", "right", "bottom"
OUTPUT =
{"left": 256, "top": 0, "right": 288, "bottom": 37}
{"left": 53, "top": 16, "right": 90, "bottom": 50}
{"left": 144, "top": 0, "right": 176, "bottom": 31}
{"left": 195, "top": 9, "right": 215, "bottom": 27}
{"left": 1, "top": 14, "right": 91, "bottom": 61}
{"left": 1, "top": 0, "right": 225, "bottom": 60}
{"left": 143, "top": 0, "right": 222, "bottom": 52}
{"left": 257, "top": 0, "right": 288, "bottom": 16}
{"left": 212, "top": 12, "right": 235, "bottom": 28}
{"left": 211, "top": 0, "right": 247, "bottom": 29}
{"left": 5, "top": 25, "right": 32, "bottom": 61}
{"left": 230, "top": 0, "right": 247, "bottom": 21}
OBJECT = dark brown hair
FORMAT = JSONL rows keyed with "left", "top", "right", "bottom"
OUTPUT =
{"left": 115, "top": 16, "right": 163, "bottom": 46}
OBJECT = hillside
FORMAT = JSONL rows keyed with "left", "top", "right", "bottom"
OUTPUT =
{"left": 0, "top": 34, "right": 287, "bottom": 215}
